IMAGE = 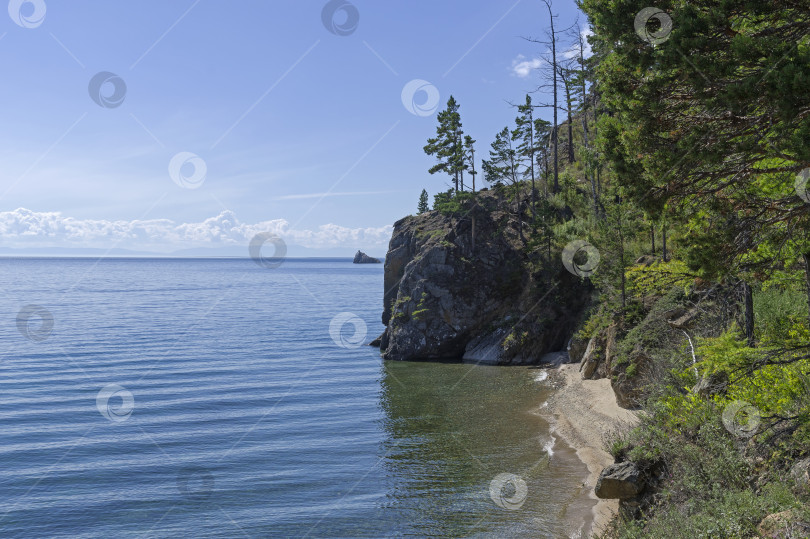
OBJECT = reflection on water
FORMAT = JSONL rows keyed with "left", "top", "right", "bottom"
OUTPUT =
{"left": 376, "top": 361, "right": 595, "bottom": 538}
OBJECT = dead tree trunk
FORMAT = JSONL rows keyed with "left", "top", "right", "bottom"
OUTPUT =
{"left": 742, "top": 281, "right": 755, "bottom": 347}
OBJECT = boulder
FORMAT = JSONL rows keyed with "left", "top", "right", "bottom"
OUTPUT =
{"left": 757, "top": 509, "right": 807, "bottom": 538}
{"left": 567, "top": 334, "right": 589, "bottom": 364}
{"left": 595, "top": 462, "right": 646, "bottom": 499}
{"left": 353, "top": 250, "right": 381, "bottom": 264}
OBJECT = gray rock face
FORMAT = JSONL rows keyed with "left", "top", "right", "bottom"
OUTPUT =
{"left": 462, "top": 329, "right": 511, "bottom": 365}
{"left": 790, "top": 458, "right": 810, "bottom": 487}
{"left": 353, "top": 250, "right": 381, "bottom": 264}
{"left": 379, "top": 193, "right": 589, "bottom": 363}
{"left": 567, "top": 335, "right": 589, "bottom": 364}
{"left": 579, "top": 335, "right": 602, "bottom": 379}
{"left": 595, "top": 462, "right": 646, "bottom": 499}
{"left": 692, "top": 370, "right": 729, "bottom": 398}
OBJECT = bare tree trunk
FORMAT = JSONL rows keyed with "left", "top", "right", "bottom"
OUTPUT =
{"left": 529, "top": 113, "right": 537, "bottom": 218}
{"left": 619, "top": 213, "right": 627, "bottom": 318}
{"left": 510, "top": 159, "right": 525, "bottom": 243}
{"left": 742, "top": 281, "right": 755, "bottom": 347}
{"left": 803, "top": 253, "right": 810, "bottom": 329}
{"left": 662, "top": 224, "right": 668, "bottom": 262}
{"left": 544, "top": 0, "right": 560, "bottom": 194}
{"left": 560, "top": 67, "right": 574, "bottom": 164}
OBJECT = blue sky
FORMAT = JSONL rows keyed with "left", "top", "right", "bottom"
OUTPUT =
{"left": 0, "top": 0, "right": 589, "bottom": 255}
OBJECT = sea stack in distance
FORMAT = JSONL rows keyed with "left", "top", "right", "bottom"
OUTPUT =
{"left": 353, "top": 250, "right": 381, "bottom": 264}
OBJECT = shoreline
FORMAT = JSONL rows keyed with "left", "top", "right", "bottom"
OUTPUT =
{"left": 543, "top": 362, "right": 639, "bottom": 537}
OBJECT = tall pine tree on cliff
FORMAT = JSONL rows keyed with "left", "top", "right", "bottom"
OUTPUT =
{"left": 424, "top": 96, "right": 464, "bottom": 193}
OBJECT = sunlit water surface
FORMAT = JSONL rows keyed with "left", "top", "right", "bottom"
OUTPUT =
{"left": 0, "top": 258, "right": 593, "bottom": 537}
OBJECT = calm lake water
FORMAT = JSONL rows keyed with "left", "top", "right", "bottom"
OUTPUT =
{"left": 0, "top": 258, "right": 593, "bottom": 538}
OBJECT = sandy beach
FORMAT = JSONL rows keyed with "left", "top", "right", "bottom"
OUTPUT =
{"left": 544, "top": 363, "right": 640, "bottom": 537}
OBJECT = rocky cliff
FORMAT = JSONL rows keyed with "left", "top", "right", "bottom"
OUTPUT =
{"left": 376, "top": 191, "right": 590, "bottom": 364}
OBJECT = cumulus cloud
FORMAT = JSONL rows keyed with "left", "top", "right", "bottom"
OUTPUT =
{"left": 511, "top": 54, "right": 544, "bottom": 78}
{"left": 0, "top": 208, "right": 393, "bottom": 252}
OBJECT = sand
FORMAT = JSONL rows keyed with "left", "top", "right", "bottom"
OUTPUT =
{"left": 544, "top": 362, "right": 639, "bottom": 537}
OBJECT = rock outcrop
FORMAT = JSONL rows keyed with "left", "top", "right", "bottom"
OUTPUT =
{"left": 575, "top": 283, "right": 740, "bottom": 409}
{"left": 595, "top": 461, "right": 646, "bottom": 499}
{"left": 377, "top": 191, "right": 590, "bottom": 363}
{"left": 790, "top": 457, "right": 810, "bottom": 489}
{"left": 353, "top": 250, "right": 381, "bottom": 264}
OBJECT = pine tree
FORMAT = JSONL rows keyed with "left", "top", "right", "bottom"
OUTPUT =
{"left": 463, "top": 135, "right": 478, "bottom": 193}
{"left": 482, "top": 127, "right": 525, "bottom": 241}
{"left": 513, "top": 95, "right": 538, "bottom": 216}
{"left": 424, "top": 96, "right": 464, "bottom": 194}
{"left": 417, "top": 189, "right": 429, "bottom": 214}
{"left": 533, "top": 118, "right": 553, "bottom": 199}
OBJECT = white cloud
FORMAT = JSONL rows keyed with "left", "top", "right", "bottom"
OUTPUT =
{"left": 562, "top": 27, "right": 594, "bottom": 60}
{"left": 511, "top": 27, "right": 594, "bottom": 77}
{"left": 511, "top": 54, "right": 545, "bottom": 78}
{"left": 0, "top": 208, "right": 393, "bottom": 253}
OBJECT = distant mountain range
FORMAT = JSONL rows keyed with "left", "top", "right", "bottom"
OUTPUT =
{"left": 0, "top": 245, "right": 385, "bottom": 259}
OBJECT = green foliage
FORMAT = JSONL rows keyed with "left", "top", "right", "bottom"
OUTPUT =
{"left": 606, "top": 482, "right": 803, "bottom": 539}
{"left": 417, "top": 189, "right": 429, "bottom": 215}
{"left": 754, "top": 286, "right": 810, "bottom": 344}
{"left": 412, "top": 292, "right": 429, "bottom": 321}
{"left": 626, "top": 260, "right": 694, "bottom": 299}
{"left": 431, "top": 189, "right": 475, "bottom": 215}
